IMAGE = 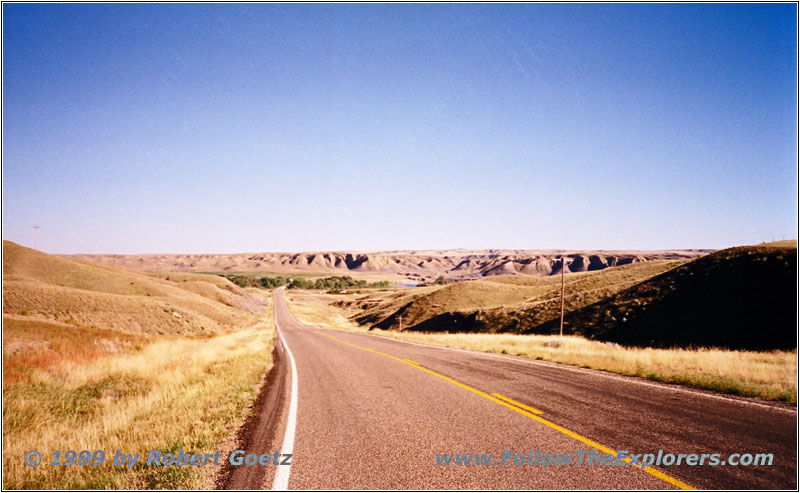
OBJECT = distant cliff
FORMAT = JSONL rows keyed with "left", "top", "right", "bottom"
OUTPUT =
{"left": 67, "top": 248, "right": 710, "bottom": 281}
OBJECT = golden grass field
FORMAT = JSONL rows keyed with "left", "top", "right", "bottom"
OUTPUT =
{"left": 3, "top": 242, "right": 263, "bottom": 337}
{"left": 3, "top": 242, "right": 276, "bottom": 489}
{"left": 284, "top": 291, "right": 367, "bottom": 332}
{"left": 284, "top": 291, "right": 797, "bottom": 403}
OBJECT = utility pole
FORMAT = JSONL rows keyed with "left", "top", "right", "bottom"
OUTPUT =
{"left": 560, "top": 256, "right": 566, "bottom": 337}
{"left": 398, "top": 315, "right": 403, "bottom": 331}
{"left": 33, "top": 224, "right": 40, "bottom": 250}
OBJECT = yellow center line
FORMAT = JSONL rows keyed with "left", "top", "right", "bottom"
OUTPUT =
{"left": 491, "top": 393, "right": 543, "bottom": 415}
{"left": 315, "top": 332, "right": 695, "bottom": 490}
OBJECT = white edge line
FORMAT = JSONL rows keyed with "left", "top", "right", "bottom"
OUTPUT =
{"left": 335, "top": 328, "right": 797, "bottom": 415}
{"left": 272, "top": 294, "right": 299, "bottom": 491}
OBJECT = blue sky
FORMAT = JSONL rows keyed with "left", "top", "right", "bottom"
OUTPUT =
{"left": 3, "top": 3, "right": 797, "bottom": 253}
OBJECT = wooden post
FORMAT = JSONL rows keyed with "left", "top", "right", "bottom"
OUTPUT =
{"left": 560, "top": 256, "right": 566, "bottom": 337}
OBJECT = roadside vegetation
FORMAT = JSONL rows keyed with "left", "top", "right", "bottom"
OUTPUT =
{"left": 370, "top": 331, "right": 797, "bottom": 403}
{"left": 2, "top": 242, "right": 276, "bottom": 488}
{"left": 3, "top": 299, "right": 275, "bottom": 489}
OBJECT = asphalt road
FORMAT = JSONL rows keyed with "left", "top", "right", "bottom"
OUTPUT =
{"left": 227, "top": 290, "right": 797, "bottom": 490}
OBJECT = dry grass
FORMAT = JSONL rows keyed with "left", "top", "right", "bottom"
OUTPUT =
{"left": 3, "top": 241, "right": 262, "bottom": 336}
{"left": 760, "top": 240, "right": 797, "bottom": 248}
{"left": 351, "top": 261, "right": 684, "bottom": 330}
{"left": 284, "top": 293, "right": 797, "bottom": 403}
{"left": 2, "top": 242, "right": 277, "bottom": 489}
{"left": 284, "top": 291, "right": 365, "bottom": 332}
{"left": 372, "top": 331, "right": 798, "bottom": 402}
{"left": 2, "top": 295, "right": 275, "bottom": 489}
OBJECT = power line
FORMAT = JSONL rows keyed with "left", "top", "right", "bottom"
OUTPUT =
{"left": 697, "top": 226, "right": 792, "bottom": 245}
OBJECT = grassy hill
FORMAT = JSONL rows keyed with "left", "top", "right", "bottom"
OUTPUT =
{"left": 345, "top": 242, "right": 796, "bottom": 350}
{"left": 3, "top": 241, "right": 274, "bottom": 489}
{"left": 3, "top": 241, "right": 262, "bottom": 336}
{"left": 535, "top": 243, "right": 797, "bottom": 349}
{"left": 349, "top": 260, "right": 683, "bottom": 331}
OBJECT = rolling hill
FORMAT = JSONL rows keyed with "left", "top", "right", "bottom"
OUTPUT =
{"left": 347, "top": 260, "right": 685, "bottom": 331}
{"left": 344, "top": 242, "right": 797, "bottom": 350}
{"left": 3, "top": 241, "right": 262, "bottom": 337}
{"left": 535, "top": 242, "right": 797, "bottom": 349}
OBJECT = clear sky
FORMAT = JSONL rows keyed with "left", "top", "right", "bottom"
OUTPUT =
{"left": 3, "top": 3, "right": 797, "bottom": 254}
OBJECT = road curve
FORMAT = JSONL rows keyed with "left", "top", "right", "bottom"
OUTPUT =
{"left": 232, "top": 290, "right": 797, "bottom": 489}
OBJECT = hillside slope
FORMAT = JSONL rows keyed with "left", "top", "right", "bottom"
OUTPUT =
{"left": 3, "top": 241, "right": 262, "bottom": 336}
{"left": 349, "top": 260, "right": 684, "bottom": 331}
{"left": 3, "top": 241, "right": 274, "bottom": 490}
{"left": 345, "top": 242, "right": 796, "bottom": 350}
{"left": 536, "top": 243, "right": 797, "bottom": 349}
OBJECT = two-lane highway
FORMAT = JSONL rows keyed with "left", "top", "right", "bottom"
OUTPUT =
{"left": 228, "top": 290, "right": 796, "bottom": 490}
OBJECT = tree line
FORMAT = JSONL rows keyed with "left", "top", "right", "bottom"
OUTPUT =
{"left": 223, "top": 274, "right": 389, "bottom": 293}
